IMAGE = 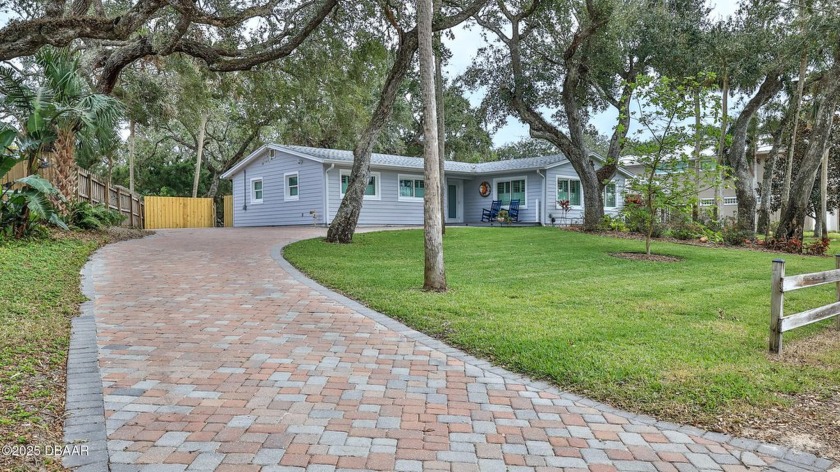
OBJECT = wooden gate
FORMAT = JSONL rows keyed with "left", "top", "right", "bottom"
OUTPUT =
{"left": 144, "top": 196, "right": 215, "bottom": 229}
{"left": 223, "top": 195, "right": 233, "bottom": 227}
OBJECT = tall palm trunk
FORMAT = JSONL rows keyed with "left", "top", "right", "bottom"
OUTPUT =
{"left": 435, "top": 34, "right": 446, "bottom": 234}
{"left": 692, "top": 91, "right": 702, "bottom": 221}
{"left": 128, "top": 119, "right": 136, "bottom": 194}
{"left": 192, "top": 113, "right": 208, "bottom": 198}
{"left": 418, "top": 0, "right": 446, "bottom": 291}
{"left": 53, "top": 128, "right": 77, "bottom": 214}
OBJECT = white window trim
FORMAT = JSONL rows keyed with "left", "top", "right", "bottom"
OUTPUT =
{"left": 556, "top": 177, "right": 582, "bottom": 209}
{"left": 339, "top": 169, "right": 381, "bottom": 201}
{"left": 723, "top": 197, "right": 737, "bottom": 206}
{"left": 699, "top": 198, "right": 715, "bottom": 206}
{"left": 250, "top": 177, "right": 264, "bottom": 204}
{"left": 492, "top": 176, "right": 528, "bottom": 209}
{"left": 603, "top": 182, "right": 618, "bottom": 209}
{"left": 284, "top": 172, "right": 299, "bottom": 201}
{"left": 397, "top": 174, "right": 425, "bottom": 202}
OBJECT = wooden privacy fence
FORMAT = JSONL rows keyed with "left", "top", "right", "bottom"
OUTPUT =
{"left": 223, "top": 195, "right": 233, "bottom": 227}
{"left": 770, "top": 255, "right": 840, "bottom": 353}
{"left": 144, "top": 196, "right": 215, "bottom": 229}
{"left": 77, "top": 168, "right": 144, "bottom": 228}
{"left": 3, "top": 161, "right": 144, "bottom": 228}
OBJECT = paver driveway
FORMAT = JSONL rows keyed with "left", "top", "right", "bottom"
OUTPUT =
{"left": 65, "top": 227, "right": 835, "bottom": 472}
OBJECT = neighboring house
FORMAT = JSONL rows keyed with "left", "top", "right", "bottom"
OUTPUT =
{"left": 620, "top": 146, "right": 840, "bottom": 232}
{"left": 220, "top": 144, "right": 635, "bottom": 227}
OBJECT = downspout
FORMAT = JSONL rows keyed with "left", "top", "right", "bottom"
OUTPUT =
{"left": 537, "top": 169, "right": 546, "bottom": 226}
{"left": 324, "top": 164, "right": 335, "bottom": 226}
{"left": 242, "top": 169, "right": 247, "bottom": 211}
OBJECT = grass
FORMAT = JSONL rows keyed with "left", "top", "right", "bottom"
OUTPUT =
{"left": 0, "top": 233, "right": 123, "bottom": 471}
{"left": 285, "top": 227, "right": 840, "bottom": 427}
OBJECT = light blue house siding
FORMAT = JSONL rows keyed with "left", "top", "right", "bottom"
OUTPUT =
{"left": 231, "top": 148, "right": 325, "bottom": 227}
{"left": 462, "top": 172, "right": 544, "bottom": 224}
{"left": 325, "top": 167, "right": 428, "bottom": 226}
{"left": 544, "top": 162, "right": 626, "bottom": 225}
{"left": 223, "top": 145, "right": 634, "bottom": 227}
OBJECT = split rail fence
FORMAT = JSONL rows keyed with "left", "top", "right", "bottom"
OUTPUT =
{"left": 770, "top": 255, "right": 840, "bottom": 353}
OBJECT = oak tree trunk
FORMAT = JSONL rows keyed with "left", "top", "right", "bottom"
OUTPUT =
{"left": 757, "top": 126, "right": 784, "bottom": 234}
{"left": 781, "top": 53, "right": 808, "bottom": 217}
{"left": 326, "top": 32, "right": 419, "bottom": 243}
{"left": 776, "top": 60, "right": 840, "bottom": 240}
{"left": 418, "top": 0, "right": 446, "bottom": 291}
{"left": 726, "top": 73, "right": 783, "bottom": 233}
{"left": 714, "top": 71, "right": 728, "bottom": 224}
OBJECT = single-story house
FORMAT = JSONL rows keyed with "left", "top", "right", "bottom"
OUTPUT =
{"left": 220, "top": 144, "right": 635, "bottom": 227}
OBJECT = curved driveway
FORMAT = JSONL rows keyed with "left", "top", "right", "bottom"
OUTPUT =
{"left": 64, "top": 227, "right": 835, "bottom": 472}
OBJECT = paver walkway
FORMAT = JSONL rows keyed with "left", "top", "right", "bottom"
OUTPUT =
{"left": 65, "top": 227, "right": 836, "bottom": 472}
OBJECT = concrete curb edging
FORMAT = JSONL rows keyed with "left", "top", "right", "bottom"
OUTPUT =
{"left": 63, "top": 253, "right": 110, "bottom": 472}
{"left": 273, "top": 241, "right": 837, "bottom": 472}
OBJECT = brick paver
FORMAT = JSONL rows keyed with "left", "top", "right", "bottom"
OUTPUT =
{"left": 67, "top": 227, "right": 836, "bottom": 472}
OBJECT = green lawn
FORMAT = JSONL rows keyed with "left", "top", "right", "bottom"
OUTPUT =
{"left": 0, "top": 236, "right": 100, "bottom": 471}
{"left": 285, "top": 227, "right": 840, "bottom": 426}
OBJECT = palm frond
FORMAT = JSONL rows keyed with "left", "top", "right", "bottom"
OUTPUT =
{"left": 17, "top": 175, "right": 61, "bottom": 196}
{"left": 0, "top": 66, "right": 34, "bottom": 113}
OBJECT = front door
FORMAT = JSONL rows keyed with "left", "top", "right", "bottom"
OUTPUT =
{"left": 446, "top": 181, "right": 463, "bottom": 223}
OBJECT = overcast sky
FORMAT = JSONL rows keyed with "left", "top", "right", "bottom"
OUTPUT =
{"left": 444, "top": 0, "right": 743, "bottom": 147}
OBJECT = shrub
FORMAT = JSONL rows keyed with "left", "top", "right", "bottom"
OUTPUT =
{"left": 722, "top": 227, "right": 754, "bottom": 246}
{"left": 804, "top": 238, "right": 830, "bottom": 256}
{"left": 621, "top": 203, "right": 664, "bottom": 237}
{"left": 765, "top": 237, "right": 803, "bottom": 254}
{"left": 70, "top": 201, "right": 125, "bottom": 230}
{"left": 668, "top": 217, "right": 706, "bottom": 241}
{"left": 597, "top": 215, "right": 627, "bottom": 232}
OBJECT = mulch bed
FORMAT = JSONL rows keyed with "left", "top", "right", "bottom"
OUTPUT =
{"left": 610, "top": 252, "right": 682, "bottom": 262}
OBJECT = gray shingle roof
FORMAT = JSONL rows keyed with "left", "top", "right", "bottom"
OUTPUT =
{"left": 279, "top": 145, "right": 566, "bottom": 174}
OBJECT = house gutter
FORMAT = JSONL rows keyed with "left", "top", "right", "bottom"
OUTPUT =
{"left": 324, "top": 164, "right": 335, "bottom": 225}
{"left": 537, "top": 169, "right": 546, "bottom": 226}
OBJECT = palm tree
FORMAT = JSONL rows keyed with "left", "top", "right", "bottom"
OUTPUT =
{"left": 0, "top": 48, "right": 123, "bottom": 213}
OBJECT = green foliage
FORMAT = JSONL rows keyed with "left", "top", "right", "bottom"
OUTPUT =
{"left": 285, "top": 228, "right": 840, "bottom": 427}
{"left": 625, "top": 73, "right": 722, "bottom": 254}
{"left": 621, "top": 201, "right": 664, "bottom": 238}
{"left": 70, "top": 202, "right": 125, "bottom": 230}
{"left": 597, "top": 214, "right": 628, "bottom": 232}
{"left": 0, "top": 126, "right": 68, "bottom": 239}
{"left": 721, "top": 227, "right": 754, "bottom": 246}
{"left": 668, "top": 217, "right": 706, "bottom": 240}
{"left": 0, "top": 175, "right": 68, "bottom": 239}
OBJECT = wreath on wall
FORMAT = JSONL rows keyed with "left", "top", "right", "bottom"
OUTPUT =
{"left": 479, "top": 181, "right": 491, "bottom": 197}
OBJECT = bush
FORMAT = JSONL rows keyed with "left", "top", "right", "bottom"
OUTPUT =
{"left": 70, "top": 201, "right": 125, "bottom": 230}
{"left": 722, "top": 227, "right": 754, "bottom": 246}
{"left": 621, "top": 203, "right": 664, "bottom": 237}
{"left": 597, "top": 215, "right": 627, "bottom": 232}
{"left": 765, "top": 237, "right": 803, "bottom": 254}
{"left": 668, "top": 216, "right": 706, "bottom": 241}
{"left": 804, "top": 238, "right": 830, "bottom": 256}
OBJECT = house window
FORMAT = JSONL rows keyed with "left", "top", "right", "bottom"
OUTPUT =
{"left": 495, "top": 177, "right": 526, "bottom": 206}
{"left": 699, "top": 198, "right": 714, "bottom": 206}
{"left": 724, "top": 197, "right": 737, "bottom": 205}
{"left": 557, "top": 178, "right": 581, "bottom": 207}
{"left": 250, "top": 178, "right": 263, "bottom": 204}
{"left": 399, "top": 175, "right": 425, "bottom": 200}
{"left": 285, "top": 172, "right": 299, "bottom": 201}
{"left": 604, "top": 183, "right": 617, "bottom": 208}
{"left": 340, "top": 170, "right": 380, "bottom": 200}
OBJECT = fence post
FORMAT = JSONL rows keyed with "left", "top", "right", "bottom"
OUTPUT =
{"left": 770, "top": 259, "right": 785, "bottom": 354}
{"left": 836, "top": 255, "right": 840, "bottom": 330}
